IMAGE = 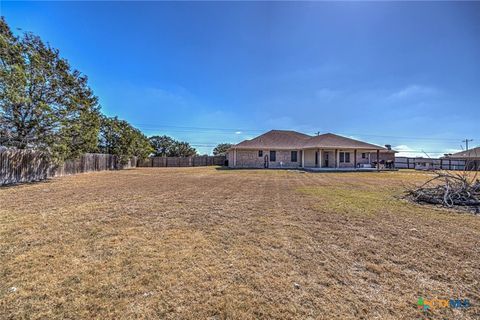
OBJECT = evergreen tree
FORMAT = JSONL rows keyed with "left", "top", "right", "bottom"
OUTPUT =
{"left": 149, "top": 135, "right": 175, "bottom": 157}
{"left": 213, "top": 143, "right": 232, "bottom": 156}
{"left": 0, "top": 17, "right": 100, "bottom": 162}
{"left": 99, "top": 116, "right": 153, "bottom": 163}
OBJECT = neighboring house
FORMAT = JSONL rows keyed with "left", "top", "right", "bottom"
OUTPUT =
{"left": 228, "top": 130, "right": 396, "bottom": 169}
{"left": 442, "top": 147, "right": 480, "bottom": 171}
{"left": 413, "top": 158, "right": 436, "bottom": 171}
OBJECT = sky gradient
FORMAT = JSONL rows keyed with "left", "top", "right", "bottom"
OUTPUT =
{"left": 2, "top": 1, "right": 479, "bottom": 155}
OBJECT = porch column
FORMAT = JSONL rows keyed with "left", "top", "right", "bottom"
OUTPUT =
{"left": 354, "top": 149, "right": 357, "bottom": 168}
{"left": 301, "top": 150, "right": 305, "bottom": 168}
{"left": 233, "top": 148, "right": 237, "bottom": 167}
{"left": 319, "top": 149, "right": 322, "bottom": 168}
{"left": 377, "top": 149, "right": 380, "bottom": 171}
{"left": 317, "top": 148, "right": 320, "bottom": 167}
{"left": 335, "top": 149, "right": 339, "bottom": 168}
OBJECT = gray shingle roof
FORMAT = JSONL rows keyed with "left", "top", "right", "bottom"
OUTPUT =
{"left": 444, "top": 147, "right": 480, "bottom": 159}
{"left": 234, "top": 130, "right": 311, "bottom": 149}
{"left": 302, "top": 133, "right": 386, "bottom": 150}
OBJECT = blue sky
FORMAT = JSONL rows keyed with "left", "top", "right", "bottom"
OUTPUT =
{"left": 2, "top": 1, "right": 479, "bottom": 155}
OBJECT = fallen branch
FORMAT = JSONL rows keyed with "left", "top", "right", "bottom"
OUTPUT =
{"left": 405, "top": 170, "right": 480, "bottom": 213}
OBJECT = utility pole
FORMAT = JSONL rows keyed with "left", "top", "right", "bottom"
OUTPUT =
{"left": 462, "top": 139, "right": 473, "bottom": 150}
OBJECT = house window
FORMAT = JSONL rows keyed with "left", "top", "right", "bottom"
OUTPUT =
{"left": 258, "top": 150, "right": 263, "bottom": 157}
{"left": 291, "top": 151, "right": 298, "bottom": 162}
{"left": 362, "top": 153, "right": 366, "bottom": 159}
{"left": 340, "top": 152, "right": 350, "bottom": 163}
{"left": 270, "top": 151, "right": 276, "bottom": 162}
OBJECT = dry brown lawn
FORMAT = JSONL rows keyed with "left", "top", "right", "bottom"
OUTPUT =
{"left": 0, "top": 167, "right": 479, "bottom": 319}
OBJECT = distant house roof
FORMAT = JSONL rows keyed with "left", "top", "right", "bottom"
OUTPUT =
{"left": 444, "top": 147, "right": 480, "bottom": 159}
{"left": 232, "top": 130, "right": 391, "bottom": 151}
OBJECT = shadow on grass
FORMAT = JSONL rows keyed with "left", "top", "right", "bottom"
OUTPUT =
{"left": 0, "top": 178, "right": 54, "bottom": 189}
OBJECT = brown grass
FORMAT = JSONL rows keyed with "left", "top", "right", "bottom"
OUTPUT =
{"left": 0, "top": 168, "right": 479, "bottom": 319}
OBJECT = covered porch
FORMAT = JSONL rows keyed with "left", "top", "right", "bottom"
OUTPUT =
{"left": 301, "top": 148, "right": 388, "bottom": 170}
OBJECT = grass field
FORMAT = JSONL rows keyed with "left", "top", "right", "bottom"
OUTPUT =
{"left": 1, "top": 167, "right": 479, "bottom": 319}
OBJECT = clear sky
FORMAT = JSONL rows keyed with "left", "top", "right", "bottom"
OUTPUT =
{"left": 2, "top": 1, "right": 479, "bottom": 155}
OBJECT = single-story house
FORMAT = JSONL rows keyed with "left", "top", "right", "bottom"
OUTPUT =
{"left": 227, "top": 130, "right": 396, "bottom": 169}
{"left": 412, "top": 158, "right": 436, "bottom": 171}
{"left": 442, "top": 147, "right": 480, "bottom": 171}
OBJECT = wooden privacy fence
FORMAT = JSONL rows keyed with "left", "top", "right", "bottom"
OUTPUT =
{"left": 138, "top": 155, "right": 226, "bottom": 167}
{"left": 0, "top": 149, "right": 137, "bottom": 186}
{"left": 395, "top": 157, "right": 467, "bottom": 170}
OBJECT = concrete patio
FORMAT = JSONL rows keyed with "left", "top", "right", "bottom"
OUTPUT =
{"left": 303, "top": 167, "right": 397, "bottom": 172}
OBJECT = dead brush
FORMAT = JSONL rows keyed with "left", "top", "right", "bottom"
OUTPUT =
{"left": 405, "top": 168, "right": 480, "bottom": 214}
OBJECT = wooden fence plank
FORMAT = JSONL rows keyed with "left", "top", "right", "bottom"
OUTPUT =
{"left": 138, "top": 155, "right": 226, "bottom": 168}
{"left": 0, "top": 149, "right": 137, "bottom": 186}
{"left": 394, "top": 156, "right": 468, "bottom": 171}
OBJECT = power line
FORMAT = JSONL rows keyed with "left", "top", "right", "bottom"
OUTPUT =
{"left": 133, "top": 123, "right": 265, "bottom": 133}
{"left": 336, "top": 132, "right": 468, "bottom": 142}
{"left": 134, "top": 124, "right": 478, "bottom": 143}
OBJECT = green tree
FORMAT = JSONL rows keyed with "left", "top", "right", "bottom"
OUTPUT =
{"left": 148, "top": 135, "right": 196, "bottom": 157}
{"left": 149, "top": 135, "right": 175, "bottom": 157}
{"left": 213, "top": 143, "right": 232, "bottom": 156}
{"left": 0, "top": 17, "right": 100, "bottom": 162}
{"left": 99, "top": 116, "right": 153, "bottom": 163}
{"left": 130, "top": 128, "right": 153, "bottom": 160}
{"left": 170, "top": 141, "right": 196, "bottom": 157}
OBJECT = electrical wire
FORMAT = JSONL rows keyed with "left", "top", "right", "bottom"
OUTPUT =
{"left": 132, "top": 123, "right": 476, "bottom": 143}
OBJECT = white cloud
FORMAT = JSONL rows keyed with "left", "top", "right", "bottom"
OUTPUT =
{"left": 235, "top": 131, "right": 242, "bottom": 134}
{"left": 393, "top": 144, "right": 462, "bottom": 158}
{"left": 315, "top": 88, "right": 340, "bottom": 102}
{"left": 146, "top": 87, "right": 190, "bottom": 106}
{"left": 388, "top": 85, "right": 438, "bottom": 101}
{"left": 393, "top": 145, "right": 420, "bottom": 158}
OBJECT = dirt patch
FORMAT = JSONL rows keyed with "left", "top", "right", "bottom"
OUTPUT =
{"left": 1, "top": 168, "right": 479, "bottom": 319}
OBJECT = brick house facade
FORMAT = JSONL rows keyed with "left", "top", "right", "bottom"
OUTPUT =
{"left": 228, "top": 130, "right": 395, "bottom": 169}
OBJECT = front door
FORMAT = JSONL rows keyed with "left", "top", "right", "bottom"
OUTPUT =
{"left": 264, "top": 155, "right": 269, "bottom": 168}
{"left": 325, "top": 153, "right": 329, "bottom": 167}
